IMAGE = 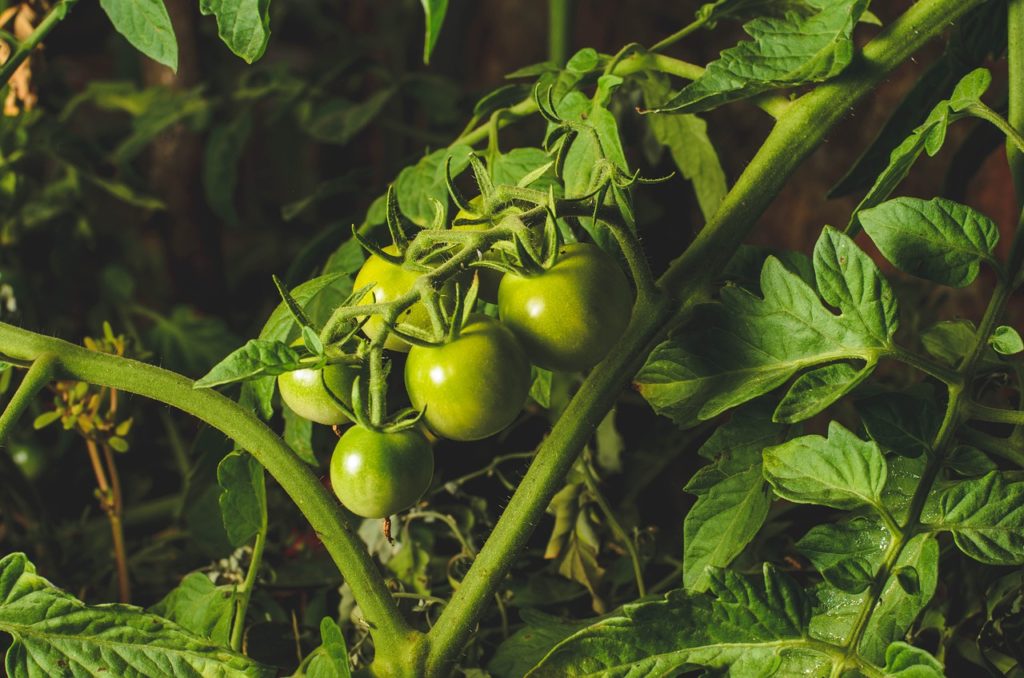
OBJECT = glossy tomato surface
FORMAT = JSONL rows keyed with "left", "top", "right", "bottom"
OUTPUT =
{"left": 497, "top": 242, "right": 633, "bottom": 372}
{"left": 329, "top": 425, "right": 433, "bottom": 518}
{"left": 405, "top": 314, "right": 530, "bottom": 441}
{"left": 277, "top": 360, "right": 356, "bottom": 426}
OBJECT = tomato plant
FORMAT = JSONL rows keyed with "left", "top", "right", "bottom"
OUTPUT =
{"left": 2, "top": 1, "right": 1024, "bottom": 678}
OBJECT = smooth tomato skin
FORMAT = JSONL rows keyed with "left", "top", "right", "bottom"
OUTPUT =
{"left": 277, "top": 362, "right": 356, "bottom": 425}
{"left": 497, "top": 242, "right": 633, "bottom": 372}
{"left": 353, "top": 245, "right": 453, "bottom": 352}
{"left": 329, "top": 426, "right": 434, "bottom": 518}
{"left": 405, "top": 314, "right": 530, "bottom": 441}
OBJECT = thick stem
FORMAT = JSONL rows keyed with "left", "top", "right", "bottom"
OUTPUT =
{"left": 1008, "top": 0, "right": 1024, "bottom": 200}
{"left": 0, "top": 324, "right": 417, "bottom": 664}
{"left": 547, "top": 0, "right": 571, "bottom": 67}
{"left": 0, "top": 0, "right": 77, "bottom": 87}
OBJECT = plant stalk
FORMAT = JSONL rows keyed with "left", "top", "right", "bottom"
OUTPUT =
{"left": 0, "top": 0, "right": 77, "bottom": 87}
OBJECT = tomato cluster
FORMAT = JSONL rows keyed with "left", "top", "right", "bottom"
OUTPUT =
{"left": 277, "top": 219, "right": 633, "bottom": 520}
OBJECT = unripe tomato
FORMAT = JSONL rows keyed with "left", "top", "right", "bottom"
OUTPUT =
{"left": 405, "top": 314, "right": 530, "bottom": 441}
{"left": 329, "top": 426, "right": 434, "bottom": 518}
{"left": 497, "top": 242, "right": 633, "bottom": 372}
{"left": 277, "top": 361, "right": 357, "bottom": 426}
{"left": 352, "top": 245, "right": 454, "bottom": 352}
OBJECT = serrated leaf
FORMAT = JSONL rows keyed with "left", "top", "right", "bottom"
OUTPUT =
{"left": 195, "top": 339, "right": 303, "bottom": 388}
{"left": 930, "top": 471, "right": 1024, "bottom": 565}
{"left": 636, "top": 228, "right": 895, "bottom": 427}
{"left": 859, "top": 197, "right": 999, "bottom": 287}
{"left": 773, "top": 361, "right": 872, "bottom": 423}
{"left": 652, "top": 0, "right": 868, "bottom": 114}
{"left": 764, "top": 421, "right": 887, "bottom": 511}
{"left": 149, "top": 572, "right": 236, "bottom": 645}
{"left": 420, "top": 0, "right": 448, "bottom": 64}
{"left": 640, "top": 75, "right": 727, "bottom": 221}
{"left": 217, "top": 451, "right": 267, "bottom": 547}
{"left": 200, "top": 0, "right": 272, "bottom": 64}
{"left": 0, "top": 552, "right": 271, "bottom": 677}
{"left": 99, "top": 0, "right": 178, "bottom": 70}
{"left": 527, "top": 565, "right": 829, "bottom": 677}
{"left": 797, "top": 517, "right": 889, "bottom": 594}
{"left": 990, "top": 325, "right": 1023, "bottom": 355}
{"left": 857, "top": 390, "right": 939, "bottom": 458}
{"left": 395, "top": 145, "right": 473, "bottom": 227}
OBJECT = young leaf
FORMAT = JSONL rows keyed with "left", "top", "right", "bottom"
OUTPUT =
{"left": 99, "top": 0, "right": 178, "bottom": 71}
{"left": 0, "top": 552, "right": 271, "bottom": 677}
{"left": 649, "top": 0, "right": 869, "bottom": 114}
{"left": 930, "top": 471, "right": 1024, "bottom": 565}
{"left": 420, "top": 0, "right": 449, "bottom": 64}
{"left": 683, "top": 406, "right": 783, "bottom": 592}
{"left": 990, "top": 325, "right": 1024, "bottom": 355}
{"left": 149, "top": 572, "right": 237, "bottom": 645}
{"left": 763, "top": 421, "right": 887, "bottom": 511}
{"left": 200, "top": 0, "right": 272, "bottom": 64}
{"left": 636, "top": 228, "right": 896, "bottom": 427}
{"left": 859, "top": 196, "right": 999, "bottom": 287}
{"left": 640, "top": 75, "right": 727, "bottom": 221}
{"left": 194, "top": 339, "right": 303, "bottom": 388}
{"left": 217, "top": 451, "right": 267, "bottom": 547}
{"left": 527, "top": 565, "right": 830, "bottom": 677}
{"left": 796, "top": 516, "right": 889, "bottom": 593}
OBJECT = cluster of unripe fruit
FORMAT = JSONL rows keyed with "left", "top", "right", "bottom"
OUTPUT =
{"left": 278, "top": 234, "right": 633, "bottom": 520}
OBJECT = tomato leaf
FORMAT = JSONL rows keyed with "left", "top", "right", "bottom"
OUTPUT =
{"left": 649, "top": 0, "right": 869, "bottom": 114}
{"left": 200, "top": 0, "right": 272, "bottom": 64}
{"left": 149, "top": 572, "right": 237, "bottom": 645}
{"left": 797, "top": 516, "right": 889, "bottom": 594}
{"left": 928, "top": 472, "right": 1024, "bottom": 565}
{"left": 859, "top": 197, "right": 1000, "bottom": 288}
{"left": 217, "top": 450, "right": 267, "bottom": 547}
{"left": 0, "top": 552, "right": 271, "bottom": 677}
{"left": 99, "top": 0, "right": 178, "bottom": 71}
{"left": 488, "top": 609, "right": 593, "bottom": 678}
{"left": 857, "top": 390, "right": 939, "bottom": 458}
{"left": 773, "top": 361, "right": 873, "bottom": 424}
{"left": 990, "top": 325, "right": 1024, "bottom": 355}
{"left": 194, "top": 339, "right": 303, "bottom": 388}
{"left": 298, "top": 617, "right": 352, "bottom": 678}
{"left": 420, "top": 0, "right": 449, "bottom": 64}
{"left": 395, "top": 145, "right": 473, "bottom": 227}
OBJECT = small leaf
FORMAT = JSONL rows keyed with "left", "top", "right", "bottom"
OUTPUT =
{"left": 763, "top": 421, "right": 887, "bottom": 511}
{"left": 195, "top": 339, "right": 303, "bottom": 388}
{"left": 200, "top": 0, "right": 272, "bottom": 64}
{"left": 930, "top": 471, "right": 1024, "bottom": 565}
{"left": 217, "top": 450, "right": 267, "bottom": 547}
{"left": 32, "top": 411, "right": 61, "bottom": 430}
{"left": 99, "top": 0, "right": 178, "bottom": 70}
{"left": 420, "top": 0, "right": 449, "bottom": 64}
{"left": 149, "top": 572, "right": 236, "bottom": 645}
{"left": 990, "top": 325, "right": 1023, "bottom": 355}
{"left": 882, "top": 642, "right": 944, "bottom": 677}
{"left": 859, "top": 196, "right": 999, "bottom": 287}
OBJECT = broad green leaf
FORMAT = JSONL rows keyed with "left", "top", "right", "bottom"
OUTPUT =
{"left": 195, "top": 339, "right": 303, "bottom": 388}
{"left": 0, "top": 552, "right": 271, "bottom": 677}
{"left": 848, "top": 68, "right": 992, "bottom": 231}
{"left": 797, "top": 517, "right": 889, "bottom": 593}
{"left": 929, "top": 471, "right": 1024, "bottom": 565}
{"left": 300, "top": 617, "right": 351, "bottom": 678}
{"left": 636, "top": 229, "right": 895, "bottom": 427}
{"left": 144, "top": 305, "right": 242, "bottom": 378}
{"left": 640, "top": 75, "right": 727, "bottom": 221}
{"left": 204, "top": 110, "right": 253, "bottom": 226}
{"left": 695, "top": 0, "right": 812, "bottom": 26}
{"left": 99, "top": 0, "right": 178, "bottom": 70}
{"left": 990, "top": 325, "right": 1024, "bottom": 355}
{"left": 217, "top": 450, "right": 267, "bottom": 547}
{"left": 773, "top": 361, "right": 872, "bottom": 424}
{"left": 763, "top": 421, "right": 887, "bottom": 511}
{"left": 527, "top": 565, "right": 830, "bottom": 677}
{"left": 650, "top": 0, "right": 868, "bottom": 114}
{"left": 857, "top": 390, "right": 939, "bottom": 458}
{"left": 420, "top": 0, "right": 449, "bottom": 64}
{"left": 859, "top": 197, "right": 999, "bottom": 288}
{"left": 200, "top": 0, "right": 272, "bottom": 64}
{"left": 488, "top": 610, "right": 591, "bottom": 678}
{"left": 395, "top": 145, "right": 473, "bottom": 227}
{"left": 149, "top": 572, "right": 236, "bottom": 645}
{"left": 882, "top": 642, "right": 944, "bottom": 677}
{"left": 683, "top": 405, "right": 783, "bottom": 592}
{"left": 920, "top": 319, "right": 976, "bottom": 367}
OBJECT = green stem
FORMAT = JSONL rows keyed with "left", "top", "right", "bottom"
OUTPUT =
{"left": 966, "top": 102, "right": 1024, "bottom": 156}
{"left": 0, "top": 354, "right": 56, "bottom": 445}
{"left": 958, "top": 426, "right": 1024, "bottom": 467}
{"left": 0, "top": 0, "right": 77, "bottom": 88}
{"left": 1008, "top": 0, "right": 1024, "bottom": 200}
{"left": 964, "top": 401, "right": 1024, "bottom": 426}
{"left": 0, "top": 325, "right": 419, "bottom": 669}
{"left": 649, "top": 17, "right": 706, "bottom": 53}
{"left": 548, "top": 0, "right": 571, "bottom": 66}
{"left": 230, "top": 519, "right": 268, "bottom": 651}
{"left": 424, "top": 0, "right": 985, "bottom": 673}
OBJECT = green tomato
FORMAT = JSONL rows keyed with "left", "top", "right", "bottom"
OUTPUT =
{"left": 497, "top": 242, "right": 633, "bottom": 372}
{"left": 7, "top": 442, "right": 45, "bottom": 481}
{"left": 353, "top": 245, "right": 454, "bottom": 352}
{"left": 277, "top": 344, "right": 357, "bottom": 425}
{"left": 329, "top": 426, "right": 434, "bottom": 518}
{"left": 405, "top": 314, "right": 531, "bottom": 441}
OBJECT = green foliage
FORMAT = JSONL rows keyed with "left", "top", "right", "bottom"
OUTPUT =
{"left": 200, "top": 0, "right": 272, "bottom": 64}
{"left": 99, "top": 0, "right": 178, "bottom": 71}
